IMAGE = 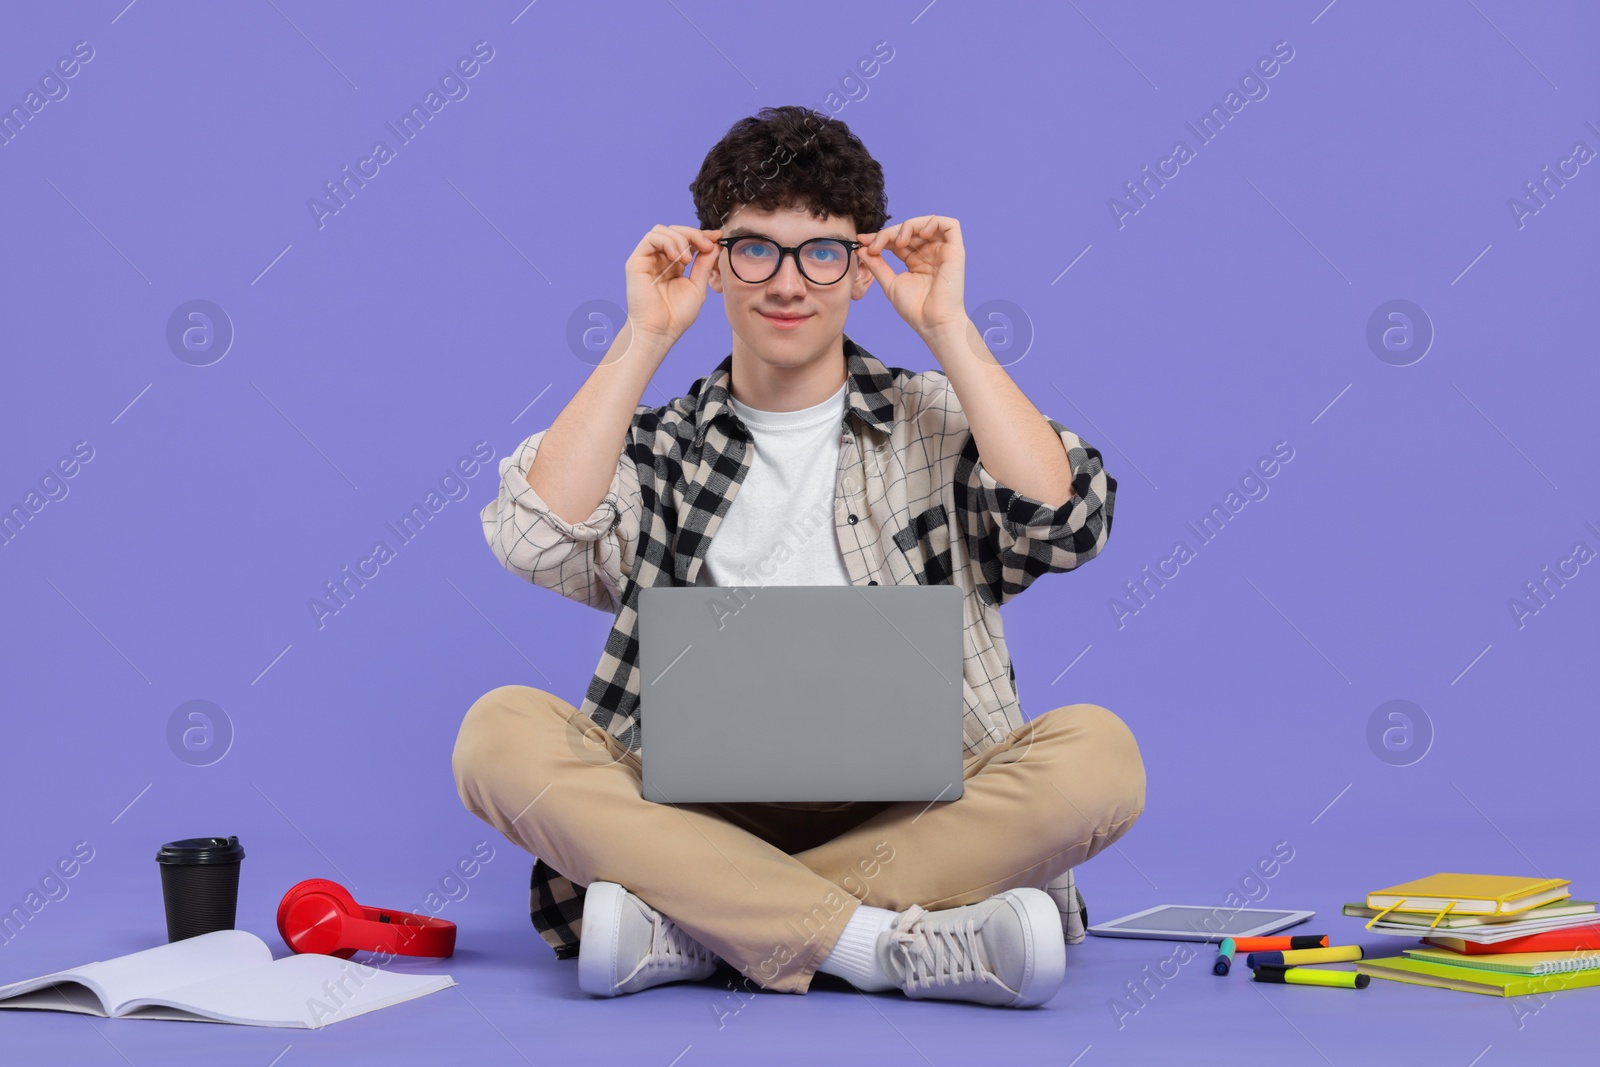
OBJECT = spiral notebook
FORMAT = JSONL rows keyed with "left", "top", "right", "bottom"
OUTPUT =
{"left": 1357, "top": 955, "right": 1600, "bottom": 997}
{"left": 1404, "top": 947, "right": 1600, "bottom": 976}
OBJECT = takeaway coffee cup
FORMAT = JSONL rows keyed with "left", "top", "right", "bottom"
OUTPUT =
{"left": 155, "top": 836, "right": 245, "bottom": 942}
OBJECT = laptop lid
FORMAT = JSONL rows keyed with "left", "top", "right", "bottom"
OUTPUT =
{"left": 638, "top": 584, "right": 965, "bottom": 803}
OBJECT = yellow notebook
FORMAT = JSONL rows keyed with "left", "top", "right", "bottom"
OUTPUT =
{"left": 1357, "top": 955, "right": 1600, "bottom": 997}
{"left": 1365, "top": 874, "right": 1570, "bottom": 929}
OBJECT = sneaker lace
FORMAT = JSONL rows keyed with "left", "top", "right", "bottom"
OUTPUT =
{"left": 885, "top": 904, "right": 991, "bottom": 992}
{"left": 644, "top": 913, "right": 717, "bottom": 973}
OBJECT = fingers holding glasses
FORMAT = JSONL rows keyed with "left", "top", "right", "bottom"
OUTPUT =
{"left": 632, "top": 225, "right": 719, "bottom": 284}
{"left": 858, "top": 225, "right": 895, "bottom": 260}
{"left": 674, "top": 226, "right": 723, "bottom": 298}
{"left": 853, "top": 234, "right": 901, "bottom": 291}
{"left": 625, "top": 225, "right": 724, "bottom": 344}
{"left": 689, "top": 226, "right": 724, "bottom": 286}
{"left": 860, "top": 216, "right": 955, "bottom": 264}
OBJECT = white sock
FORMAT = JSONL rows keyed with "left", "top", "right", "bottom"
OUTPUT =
{"left": 817, "top": 905, "right": 899, "bottom": 991}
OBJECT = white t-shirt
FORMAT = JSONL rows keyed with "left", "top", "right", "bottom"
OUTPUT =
{"left": 694, "top": 380, "right": 851, "bottom": 587}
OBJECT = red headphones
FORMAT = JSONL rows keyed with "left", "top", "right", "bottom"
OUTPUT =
{"left": 276, "top": 879, "right": 456, "bottom": 959}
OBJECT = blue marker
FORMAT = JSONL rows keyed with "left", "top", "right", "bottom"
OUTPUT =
{"left": 1213, "top": 937, "right": 1236, "bottom": 976}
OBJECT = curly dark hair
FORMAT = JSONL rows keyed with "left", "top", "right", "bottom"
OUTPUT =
{"left": 689, "top": 105, "right": 889, "bottom": 234}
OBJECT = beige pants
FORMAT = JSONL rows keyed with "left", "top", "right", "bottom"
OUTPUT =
{"left": 452, "top": 685, "right": 1145, "bottom": 994}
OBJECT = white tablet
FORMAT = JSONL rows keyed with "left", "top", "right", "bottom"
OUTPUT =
{"left": 1087, "top": 904, "right": 1315, "bottom": 942}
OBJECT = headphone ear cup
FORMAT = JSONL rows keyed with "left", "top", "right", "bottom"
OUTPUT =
{"left": 277, "top": 879, "right": 362, "bottom": 958}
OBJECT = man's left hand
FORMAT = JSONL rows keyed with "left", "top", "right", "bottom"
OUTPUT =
{"left": 856, "top": 215, "right": 973, "bottom": 348}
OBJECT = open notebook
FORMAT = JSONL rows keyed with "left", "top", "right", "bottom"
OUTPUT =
{"left": 0, "top": 930, "right": 454, "bottom": 1028}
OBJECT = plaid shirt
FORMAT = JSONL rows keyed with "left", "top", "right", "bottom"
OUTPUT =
{"left": 481, "top": 335, "right": 1116, "bottom": 958}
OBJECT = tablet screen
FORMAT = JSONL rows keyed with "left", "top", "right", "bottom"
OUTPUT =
{"left": 1099, "top": 906, "right": 1301, "bottom": 936}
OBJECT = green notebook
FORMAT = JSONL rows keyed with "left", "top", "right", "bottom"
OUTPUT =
{"left": 1357, "top": 955, "right": 1600, "bottom": 997}
{"left": 1404, "top": 947, "right": 1600, "bottom": 976}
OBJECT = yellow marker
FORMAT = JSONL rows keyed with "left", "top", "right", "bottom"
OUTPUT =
{"left": 1253, "top": 965, "right": 1369, "bottom": 989}
{"left": 1246, "top": 944, "right": 1364, "bottom": 968}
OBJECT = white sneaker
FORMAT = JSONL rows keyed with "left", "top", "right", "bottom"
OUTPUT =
{"left": 577, "top": 881, "right": 720, "bottom": 997}
{"left": 1043, "top": 868, "right": 1088, "bottom": 945}
{"left": 879, "top": 888, "right": 1066, "bottom": 1007}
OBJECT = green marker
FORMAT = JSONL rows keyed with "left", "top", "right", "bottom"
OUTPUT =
{"left": 1213, "top": 938, "right": 1236, "bottom": 976}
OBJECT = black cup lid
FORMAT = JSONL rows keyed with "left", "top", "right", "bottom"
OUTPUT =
{"left": 155, "top": 836, "right": 245, "bottom": 865}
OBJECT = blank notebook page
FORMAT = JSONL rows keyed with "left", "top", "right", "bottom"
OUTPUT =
{"left": 0, "top": 929, "right": 272, "bottom": 1014}
{"left": 127, "top": 953, "right": 456, "bottom": 1027}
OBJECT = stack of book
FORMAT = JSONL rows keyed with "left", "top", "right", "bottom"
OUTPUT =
{"left": 1346, "top": 874, "right": 1600, "bottom": 997}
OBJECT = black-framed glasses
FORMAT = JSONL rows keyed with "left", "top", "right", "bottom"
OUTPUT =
{"left": 716, "top": 235, "right": 862, "bottom": 285}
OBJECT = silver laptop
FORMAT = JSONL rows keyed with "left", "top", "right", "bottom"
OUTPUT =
{"left": 638, "top": 584, "right": 964, "bottom": 803}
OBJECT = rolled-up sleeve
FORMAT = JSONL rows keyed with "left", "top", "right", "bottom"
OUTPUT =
{"left": 956, "top": 418, "right": 1116, "bottom": 606}
{"left": 479, "top": 429, "right": 642, "bottom": 613}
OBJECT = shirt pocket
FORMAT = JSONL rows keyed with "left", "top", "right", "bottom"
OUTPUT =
{"left": 889, "top": 502, "right": 954, "bottom": 585}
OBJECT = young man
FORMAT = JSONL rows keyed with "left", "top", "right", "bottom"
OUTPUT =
{"left": 453, "top": 106, "right": 1144, "bottom": 1008}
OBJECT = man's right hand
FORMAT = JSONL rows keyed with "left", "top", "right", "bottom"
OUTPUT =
{"left": 624, "top": 225, "right": 723, "bottom": 349}
{"left": 523, "top": 225, "right": 723, "bottom": 523}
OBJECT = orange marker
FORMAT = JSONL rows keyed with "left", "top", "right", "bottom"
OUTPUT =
{"left": 1228, "top": 934, "right": 1328, "bottom": 953}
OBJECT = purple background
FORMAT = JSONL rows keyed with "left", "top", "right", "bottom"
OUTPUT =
{"left": 3, "top": 1, "right": 1596, "bottom": 1063}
